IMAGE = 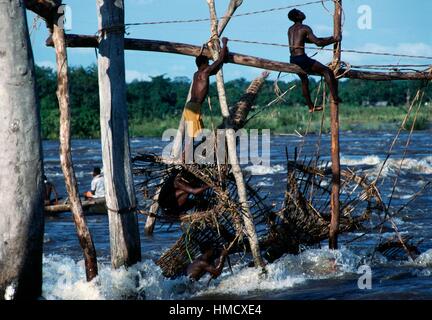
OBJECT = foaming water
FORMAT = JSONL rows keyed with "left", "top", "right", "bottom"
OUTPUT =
{"left": 200, "top": 248, "right": 362, "bottom": 297}
{"left": 42, "top": 254, "right": 190, "bottom": 300}
{"left": 42, "top": 248, "right": 364, "bottom": 300}
{"left": 244, "top": 164, "right": 285, "bottom": 175}
{"left": 340, "top": 155, "right": 381, "bottom": 166}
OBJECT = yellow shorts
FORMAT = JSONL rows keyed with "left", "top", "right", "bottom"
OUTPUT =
{"left": 183, "top": 101, "right": 204, "bottom": 138}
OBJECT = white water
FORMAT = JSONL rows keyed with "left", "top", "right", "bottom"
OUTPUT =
{"left": 336, "top": 155, "right": 432, "bottom": 177}
{"left": 244, "top": 164, "right": 285, "bottom": 175}
{"left": 42, "top": 248, "right": 363, "bottom": 300}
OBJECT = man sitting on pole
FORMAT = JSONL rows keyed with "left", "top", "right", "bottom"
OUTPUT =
{"left": 288, "top": 9, "right": 342, "bottom": 112}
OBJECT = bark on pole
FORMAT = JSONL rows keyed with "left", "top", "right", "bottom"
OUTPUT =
{"left": 96, "top": 0, "right": 141, "bottom": 268}
{"left": 329, "top": 0, "right": 342, "bottom": 250}
{"left": 52, "top": 23, "right": 98, "bottom": 280}
{"left": 206, "top": 0, "right": 265, "bottom": 269}
{"left": 0, "top": 2, "right": 44, "bottom": 300}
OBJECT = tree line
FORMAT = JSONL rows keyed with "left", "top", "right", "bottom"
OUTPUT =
{"left": 36, "top": 65, "right": 431, "bottom": 139}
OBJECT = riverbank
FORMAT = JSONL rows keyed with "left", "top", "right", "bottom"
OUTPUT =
{"left": 128, "top": 104, "right": 431, "bottom": 137}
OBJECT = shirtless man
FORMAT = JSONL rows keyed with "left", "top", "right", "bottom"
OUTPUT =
{"left": 186, "top": 242, "right": 228, "bottom": 281}
{"left": 183, "top": 37, "right": 229, "bottom": 139}
{"left": 288, "top": 9, "right": 342, "bottom": 112}
{"left": 158, "top": 170, "right": 209, "bottom": 216}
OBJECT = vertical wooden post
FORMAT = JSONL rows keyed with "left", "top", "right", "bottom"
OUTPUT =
{"left": 52, "top": 22, "right": 98, "bottom": 280}
{"left": 0, "top": 2, "right": 44, "bottom": 299}
{"left": 96, "top": 0, "right": 141, "bottom": 268}
{"left": 144, "top": 0, "right": 245, "bottom": 237}
{"left": 207, "top": 0, "right": 265, "bottom": 269}
{"left": 329, "top": 0, "right": 342, "bottom": 249}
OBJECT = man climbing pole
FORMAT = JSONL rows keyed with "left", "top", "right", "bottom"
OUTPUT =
{"left": 183, "top": 37, "right": 229, "bottom": 139}
{"left": 287, "top": 9, "right": 342, "bottom": 112}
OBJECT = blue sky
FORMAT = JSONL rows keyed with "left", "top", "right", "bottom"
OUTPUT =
{"left": 28, "top": 0, "right": 432, "bottom": 82}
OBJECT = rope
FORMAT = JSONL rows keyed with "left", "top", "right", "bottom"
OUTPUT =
{"left": 228, "top": 39, "right": 432, "bottom": 60}
{"left": 123, "top": 0, "right": 333, "bottom": 27}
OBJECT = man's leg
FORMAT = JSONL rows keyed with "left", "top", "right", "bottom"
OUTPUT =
{"left": 310, "top": 61, "right": 341, "bottom": 103}
{"left": 298, "top": 73, "right": 315, "bottom": 110}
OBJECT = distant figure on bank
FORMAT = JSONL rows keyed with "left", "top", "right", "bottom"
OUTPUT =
{"left": 183, "top": 37, "right": 229, "bottom": 139}
{"left": 288, "top": 9, "right": 342, "bottom": 112}
{"left": 84, "top": 167, "right": 105, "bottom": 199}
{"left": 186, "top": 242, "right": 229, "bottom": 281}
{"left": 43, "top": 174, "right": 58, "bottom": 205}
{"left": 158, "top": 170, "right": 209, "bottom": 216}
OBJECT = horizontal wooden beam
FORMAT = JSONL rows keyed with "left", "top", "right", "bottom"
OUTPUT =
{"left": 46, "top": 34, "right": 432, "bottom": 81}
{"left": 25, "top": 0, "right": 62, "bottom": 24}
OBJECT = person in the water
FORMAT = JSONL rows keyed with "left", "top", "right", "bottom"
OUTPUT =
{"left": 288, "top": 8, "right": 342, "bottom": 112}
{"left": 186, "top": 242, "right": 228, "bottom": 281}
{"left": 158, "top": 170, "right": 209, "bottom": 216}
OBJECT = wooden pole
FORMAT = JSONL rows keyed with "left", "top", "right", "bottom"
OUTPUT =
{"left": 46, "top": 34, "right": 432, "bottom": 81}
{"left": 96, "top": 0, "right": 141, "bottom": 268}
{"left": 52, "top": 23, "right": 98, "bottom": 281}
{"left": 143, "top": 0, "right": 247, "bottom": 236}
{"left": 329, "top": 0, "right": 342, "bottom": 250}
{"left": 0, "top": 2, "right": 44, "bottom": 300}
{"left": 207, "top": 0, "right": 265, "bottom": 269}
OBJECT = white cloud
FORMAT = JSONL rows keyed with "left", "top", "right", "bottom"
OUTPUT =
{"left": 360, "top": 42, "right": 432, "bottom": 59}
{"left": 170, "top": 65, "right": 187, "bottom": 73}
{"left": 310, "top": 42, "right": 432, "bottom": 66}
{"left": 344, "top": 42, "right": 432, "bottom": 65}
{"left": 37, "top": 60, "right": 56, "bottom": 69}
{"left": 126, "top": 69, "right": 150, "bottom": 82}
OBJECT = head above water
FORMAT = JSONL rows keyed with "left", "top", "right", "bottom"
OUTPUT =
{"left": 195, "top": 55, "right": 209, "bottom": 69}
{"left": 92, "top": 167, "right": 101, "bottom": 176}
{"left": 288, "top": 9, "right": 306, "bottom": 22}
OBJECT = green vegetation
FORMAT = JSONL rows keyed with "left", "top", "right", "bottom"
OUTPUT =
{"left": 35, "top": 64, "right": 432, "bottom": 139}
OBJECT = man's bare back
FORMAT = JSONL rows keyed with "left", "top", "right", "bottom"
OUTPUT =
{"left": 288, "top": 23, "right": 336, "bottom": 57}
{"left": 189, "top": 38, "right": 229, "bottom": 104}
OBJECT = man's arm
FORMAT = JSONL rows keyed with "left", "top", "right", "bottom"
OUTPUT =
{"left": 305, "top": 26, "right": 340, "bottom": 47}
{"left": 206, "top": 37, "right": 229, "bottom": 76}
{"left": 205, "top": 249, "right": 228, "bottom": 278}
{"left": 174, "top": 177, "right": 209, "bottom": 195}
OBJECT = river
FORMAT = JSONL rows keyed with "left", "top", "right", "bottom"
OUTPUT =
{"left": 41, "top": 131, "right": 432, "bottom": 300}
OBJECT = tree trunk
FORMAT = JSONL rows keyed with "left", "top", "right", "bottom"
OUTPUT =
{"left": 96, "top": 0, "right": 141, "bottom": 268}
{"left": 52, "top": 24, "right": 98, "bottom": 281}
{"left": 206, "top": 0, "right": 265, "bottom": 269}
{"left": 329, "top": 0, "right": 342, "bottom": 250}
{"left": 0, "top": 1, "right": 44, "bottom": 300}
